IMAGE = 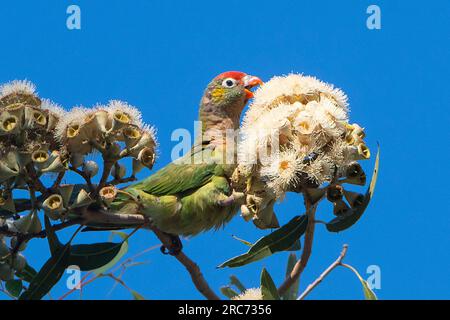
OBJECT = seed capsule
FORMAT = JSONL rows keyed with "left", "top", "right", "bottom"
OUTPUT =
{"left": 70, "top": 189, "right": 94, "bottom": 209}
{"left": 344, "top": 190, "right": 365, "bottom": 208}
{"left": 83, "top": 161, "right": 99, "bottom": 178}
{"left": 11, "top": 253, "right": 26, "bottom": 271}
{"left": 138, "top": 147, "right": 155, "bottom": 169}
{"left": 123, "top": 127, "right": 142, "bottom": 149}
{"left": 42, "top": 194, "right": 64, "bottom": 214}
{"left": 99, "top": 186, "right": 117, "bottom": 206}
{"left": 0, "top": 114, "right": 19, "bottom": 134}
{"left": 0, "top": 262, "right": 14, "bottom": 281}
{"left": 342, "top": 162, "right": 366, "bottom": 186}
{"left": 333, "top": 199, "right": 351, "bottom": 216}
{"left": 326, "top": 185, "right": 344, "bottom": 202}
{"left": 111, "top": 111, "right": 131, "bottom": 131}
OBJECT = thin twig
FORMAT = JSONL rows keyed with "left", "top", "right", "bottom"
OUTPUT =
{"left": 107, "top": 176, "right": 137, "bottom": 186}
{"left": 97, "top": 160, "right": 115, "bottom": 191}
{"left": 278, "top": 198, "right": 317, "bottom": 296}
{"left": 297, "top": 244, "right": 349, "bottom": 300}
{"left": 50, "top": 171, "right": 66, "bottom": 190}
{"left": 69, "top": 166, "right": 94, "bottom": 192}
{"left": 58, "top": 243, "right": 159, "bottom": 300}
{"left": 0, "top": 218, "right": 83, "bottom": 241}
{"left": 150, "top": 226, "right": 220, "bottom": 300}
{"left": 25, "top": 165, "right": 48, "bottom": 195}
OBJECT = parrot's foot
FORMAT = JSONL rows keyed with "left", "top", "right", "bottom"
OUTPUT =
{"left": 217, "top": 191, "right": 245, "bottom": 207}
{"left": 160, "top": 234, "right": 183, "bottom": 256}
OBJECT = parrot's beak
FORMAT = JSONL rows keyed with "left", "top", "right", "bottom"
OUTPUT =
{"left": 243, "top": 75, "right": 263, "bottom": 100}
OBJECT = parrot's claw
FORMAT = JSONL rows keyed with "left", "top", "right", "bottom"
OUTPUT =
{"left": 217, "top": 196, "right": 235, "bottom": 207}
{"left": 217, "top": 192, "right": 245, "bottom": 207}
{"left": 160, "top": 234, "right": 183, "bottom": 256}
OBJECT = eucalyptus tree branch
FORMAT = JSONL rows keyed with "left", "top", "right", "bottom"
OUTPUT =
{"left": 0, "top": 218, "right": 83, "bottom": 240}
{"left": 50, "top": 171, "right": 66, "bottom": 190}
{"left": 69, "top": 166, "right": 95, "bottom": 192}
{"left": 150, "top": 226, "right": 221, "bottom": 300}
{"left": 297, "top": 244, "right": 349, "bottom": 300}
{"left": 59, "top": 244, "right": 159, "bottom": 300}
{"left": 97, "top": 160, "right": 116, "bottom": 191}
{"left": 107, "top": 175, "right": 137, "bottom": 186}
{"left": 278, "top": 198, "right": 318, "bottom": 296}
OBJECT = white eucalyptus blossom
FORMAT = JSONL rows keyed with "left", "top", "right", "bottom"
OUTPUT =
{"left": 235, "top": 74, "right": 370, "bottom": 228}
{"left": 0, "top": 80, "right": 36, "bottom": 98}
{"left": 232, "top": 288, "right": 263, "bottom": 300}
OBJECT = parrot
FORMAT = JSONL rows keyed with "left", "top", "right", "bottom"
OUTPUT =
{"left": 111, "top": 71, "right": 262, "bottom": 254}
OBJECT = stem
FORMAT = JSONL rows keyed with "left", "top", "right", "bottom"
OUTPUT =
{"left": 150, "top": 226, "right": 220, "bottom": 300}
{"left": 107, "top": 176, "right": 137, "bottom": 186}
{"left": 50, "top": 171, "right": 66, "bottom": 190}
{"left": 278, "top": 197, "right": 317, "bottom": 296}
{"left": 0, "top": 218, "right": 83, "bottom": 241}
{"left": 69, "top": 167, "right": 94, "bottom": 192}
{"left": 97, "top": 160, "right": 115, "bottom": 191}
{"left": 297, "top": 244, "right": 349, "bottom": 300}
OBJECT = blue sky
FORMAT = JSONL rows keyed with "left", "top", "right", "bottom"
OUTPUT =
{"left": 0, "top": 0, "right": 449, "bottom": 299}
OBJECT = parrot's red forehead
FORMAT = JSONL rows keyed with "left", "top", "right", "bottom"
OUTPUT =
{"left": 215, "top": 71, "right": 247, "bottom": 81}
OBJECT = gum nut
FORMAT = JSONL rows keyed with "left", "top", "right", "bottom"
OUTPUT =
{"left": 29, "top": 212, "right": 42, "bottom": 234}
{"left": 0, "top": 240, "right": 9, "bottom": 257}
{"left": 0, "top": 114, "right": 19, "bottom": 133}
{"left": 0, "top": 263, "right": 14, "bottom": 281}
{"left": 10, "top": 237, "right": 27, "bottom": 252}
{"left": 138, "top": 147, "right": 155, "bottom": 169}
{"left": 83, "top": 161, "right": 99, "bottom": 177}
{"left": 58, "top": 184, "right": 74, "bottom": 207}
{"left": 42, "top": 194, "right": 64, "bottom": 213}
{"left": 13, "top": 214, "right": 33, "bottom": 234}
{"left": 343, "top": 190, "right": 365, "bottom": 208}
{"left": 70, "top": 189, "right": 94, "bottom": 209}
{"left": 326, "top": 185, "right": 344, "bottom": 202}
{"left": 12, "top": 254, "right": 26, "bottom": 271}
{"left": 31, "top": 150, "right": 49, "bottom": 165}
{"left": 123, "top": 127, "right": 142, "bottom": 149}
{"left": 99, "top": 186, "right": 117, "bottom": 205}
{"left": 357, "top": 143, "right": 371, "bottom": 159}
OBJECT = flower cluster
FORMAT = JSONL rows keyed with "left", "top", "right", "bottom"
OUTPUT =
{"left": 0, "top": 80, "right": 157, "bottom": 284}
{"left": 232, "top": 287, "right": 262, "bottom": 300}
{"left": 233, "top": 74, "right": 370, "bottom": 228}
{"left": 55, "top": 100, "right": 157, "bottom": 173}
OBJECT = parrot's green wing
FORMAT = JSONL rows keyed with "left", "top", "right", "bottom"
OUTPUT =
{"left": 128, "top": 145, "right": 219, "bottom": 196}
{"left": 130, "top": 161, "right": 217, "bottom": 196}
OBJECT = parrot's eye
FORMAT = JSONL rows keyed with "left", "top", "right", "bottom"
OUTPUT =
{"left": 222, "top": 78, "right": 238, "bottom": 88}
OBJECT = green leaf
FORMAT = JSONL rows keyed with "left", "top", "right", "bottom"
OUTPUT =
{"left": 326, "top": 146, "right": 380, "bottom": 232}
{"left": 68, "top": 242, "right": 125, "bottom": 271}
{"left": 230, "top": 275, "right": 246, "bottom": 293}
{"left": 260, "top": 268, "right": 280, "bottom": 300}
{"left": 231, "top": 235, "right": 253, "bottom": 246}
{"left": 93, "top": 241, "right": 128, "bottom": 275}
{"left": 130, "top": 289, "right": 146, "bottom": 300}
{"left": 44, "top": 216, "right": 63, "bottom": 255}
{"left": 282, "top": 253, "right": 299, "bottom": 300}
{"left": 218, "top": 215, "right": 308, "bottom": 268}
{"left": 5, "top": 279, "right": 23, "bottom": 297}
{"left": 286, "top": 240, "right": 301, "bottom": 251}
{"left": 19, "top": 243, "right": 71, "bottom": 300}
{"left": 344, "top": 264, "right": 377, "bottom": 300}
{"left": 15, "top": 263, "right": 37, "bottom": 283}
{"left": 220, "top": 286, "right": 239, "bottom": 299}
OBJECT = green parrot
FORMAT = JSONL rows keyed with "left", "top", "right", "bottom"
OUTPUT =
{"left": 111, "top": 71, "right": 262, "bottom": 254}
